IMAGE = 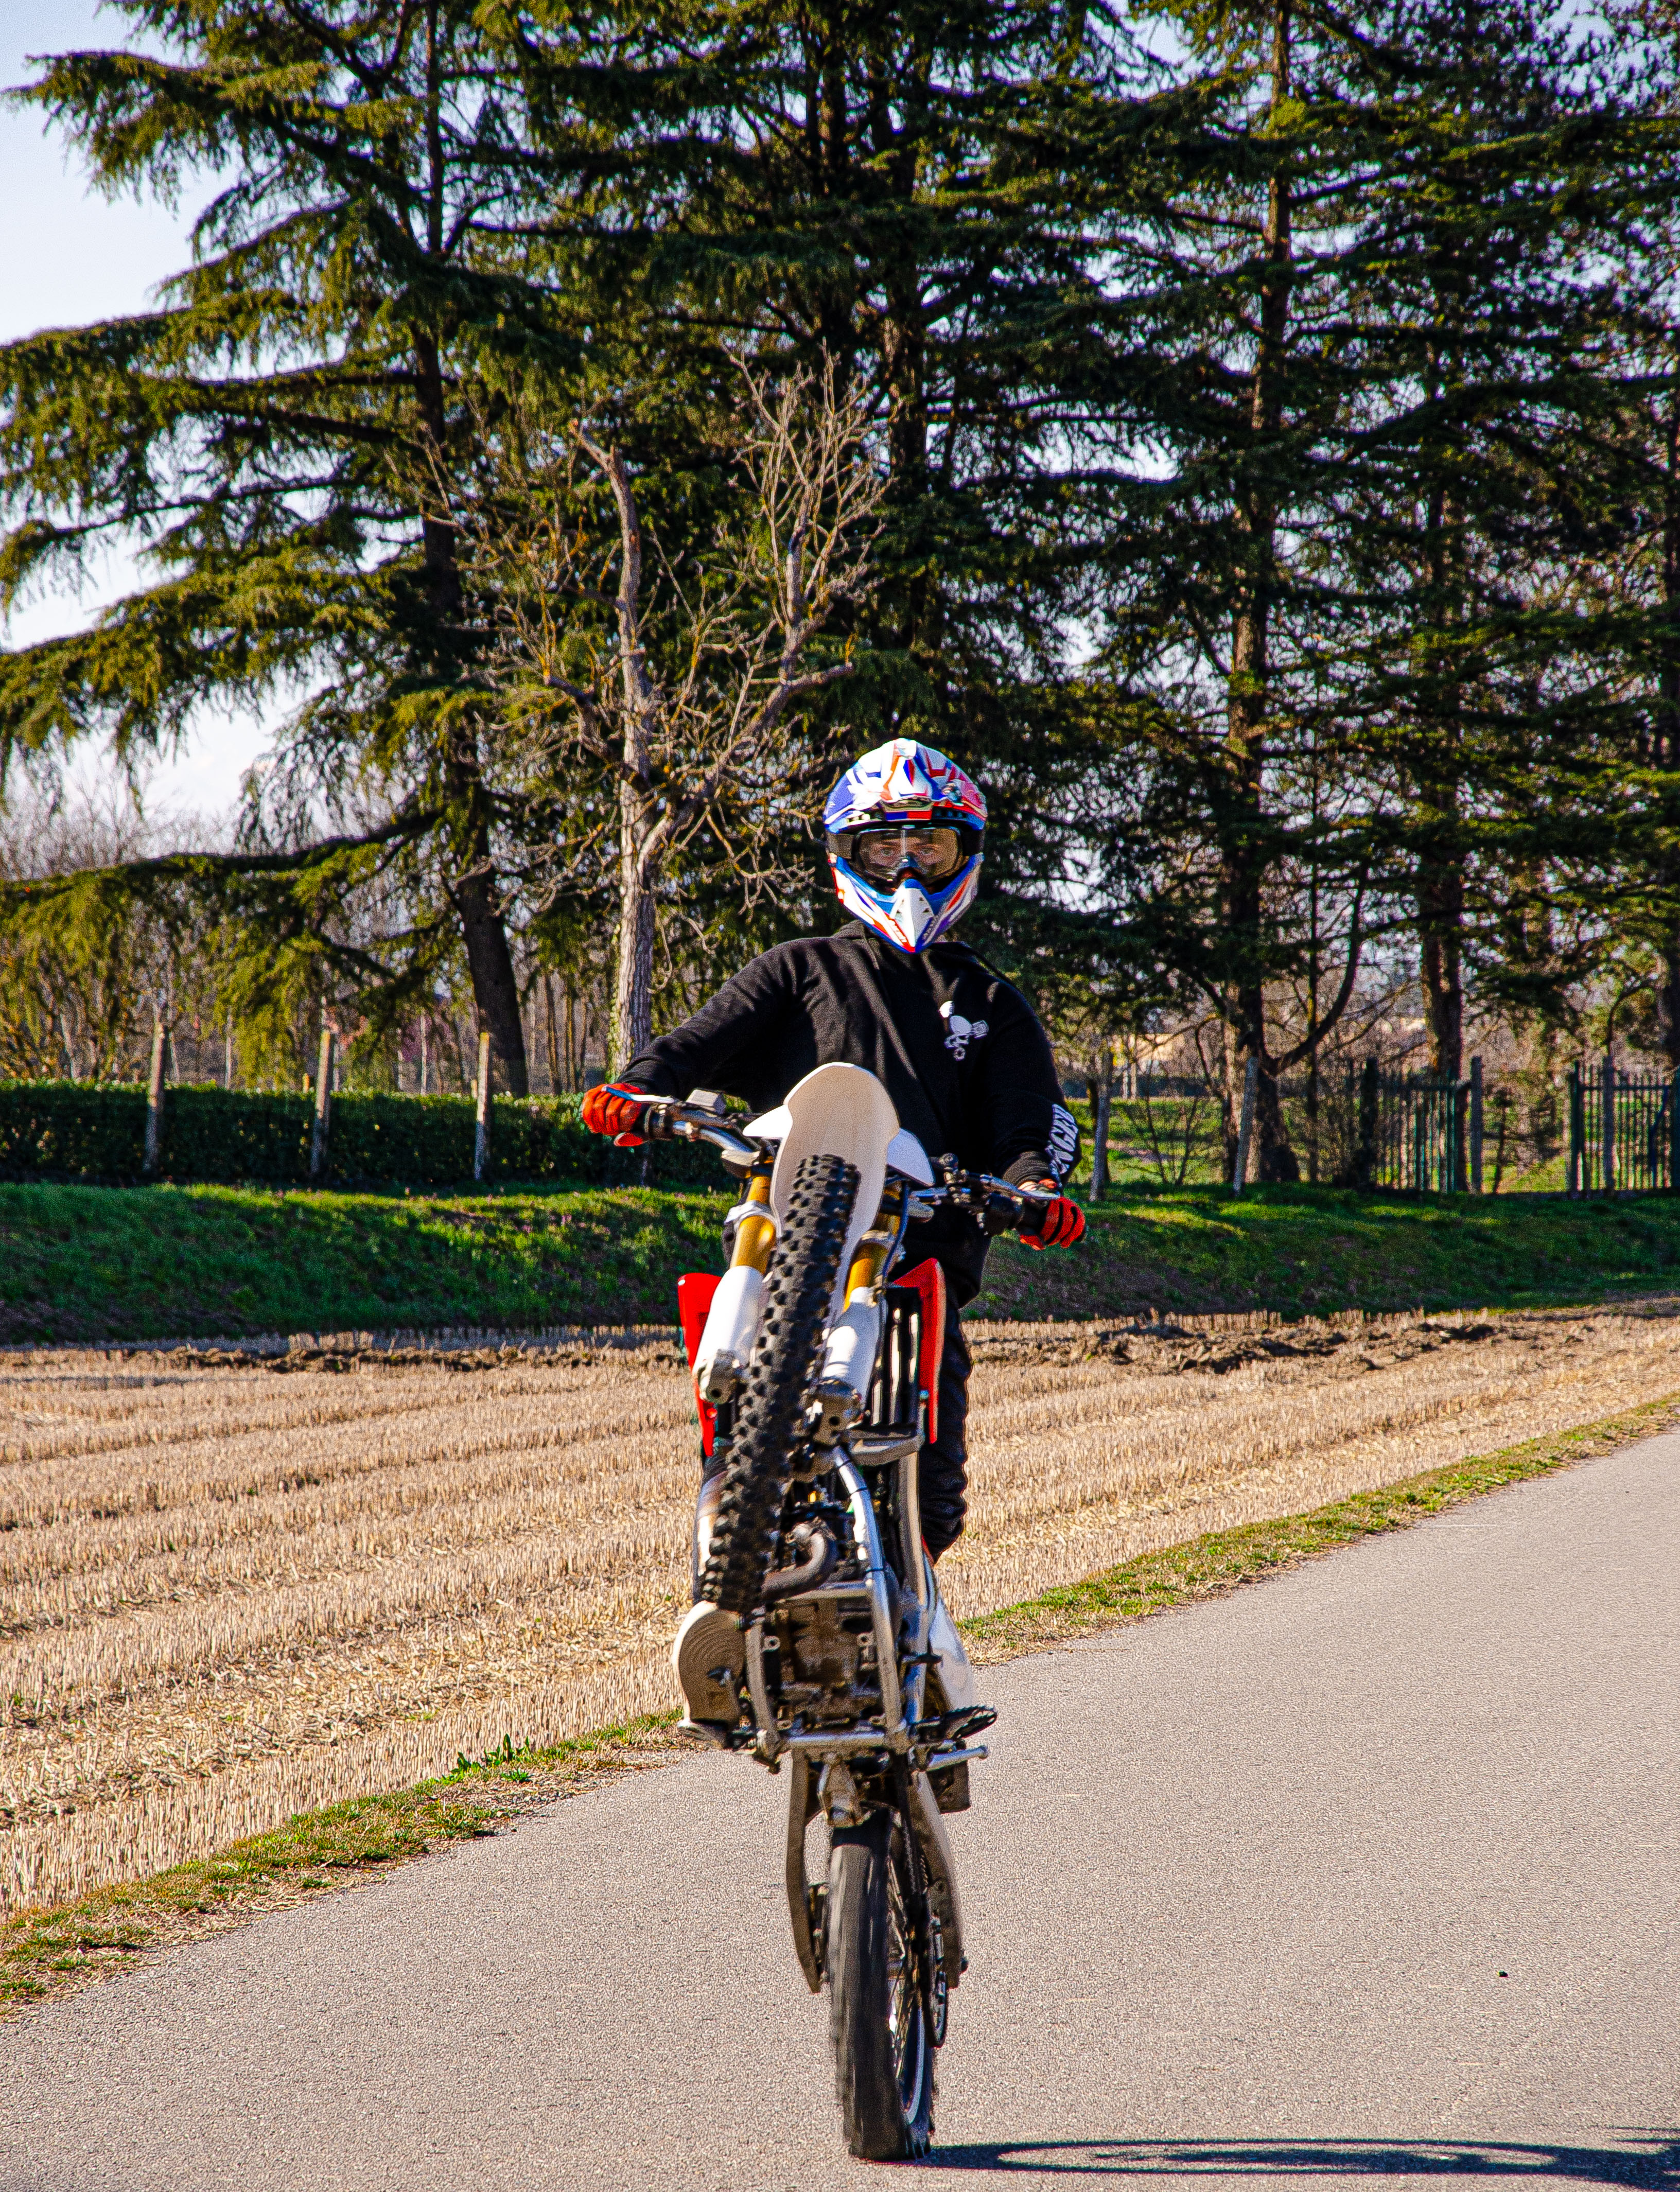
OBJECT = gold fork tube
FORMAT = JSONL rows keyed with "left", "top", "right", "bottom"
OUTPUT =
{"left": 733, "top": 1171, "right": 776, "bottom": 1273}
{"left": 844, "top": 1185, "right": 904, "bottom": 1298}
{"left": 845, "top": 1236, "right": 890, "bottom": 1298}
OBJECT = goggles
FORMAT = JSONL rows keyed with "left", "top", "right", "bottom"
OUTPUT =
{"left": 851, "top": 824, "right": 965, "bottom": 887}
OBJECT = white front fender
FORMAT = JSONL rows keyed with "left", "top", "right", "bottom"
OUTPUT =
{"left": 766, "top": 1063, "right": 898, "bottom": 1319}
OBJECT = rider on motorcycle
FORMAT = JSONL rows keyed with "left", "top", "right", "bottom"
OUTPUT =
{"left": 581, "top": 739, "right": 1087, "bottom": 1717}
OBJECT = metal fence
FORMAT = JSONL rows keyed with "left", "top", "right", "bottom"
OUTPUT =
{"left": 1565, "top": 1059, "right": 1680, "bottom": 1195}
{"left": 1348, "top": 1061, "right": 1480, "bottom": 1194}
{"left": 1093, "top": 1053, "right": 1680, "bottom": 1196}
{"left": 1344, "top": 1056, "right": 1679, "bottom": 1196}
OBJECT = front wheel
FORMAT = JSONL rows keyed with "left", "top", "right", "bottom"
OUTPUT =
{"left": 827, "top": 1810, "right": 935, "bottom": 2160}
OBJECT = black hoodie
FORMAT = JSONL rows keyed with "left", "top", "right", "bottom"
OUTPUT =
{"left": 622, "top": 921, "right": 1079, "bottom": 1303}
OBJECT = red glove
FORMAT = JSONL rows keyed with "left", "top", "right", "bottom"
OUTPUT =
{"left": 1020, "top": 1191, "right": 1086, "bottom": 1252}
{"left": 581, "top": 1081, "right": 649, "bottom": 1146}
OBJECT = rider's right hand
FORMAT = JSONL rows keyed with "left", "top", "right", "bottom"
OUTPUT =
{"left": 581, "top": 1081, "right": 649, "bottom": 1146}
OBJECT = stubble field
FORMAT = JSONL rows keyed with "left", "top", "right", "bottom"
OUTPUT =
{"left": 5, "top": 1301, "right": 1680, "bottom": 1913}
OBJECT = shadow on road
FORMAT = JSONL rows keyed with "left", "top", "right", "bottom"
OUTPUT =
{"left": 915, "top": 2141, "right": 1680, "bottom": 2186}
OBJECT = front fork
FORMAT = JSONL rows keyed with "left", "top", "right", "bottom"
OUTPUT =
{"left": 733, "top": 1178, "right": 957, "bottom": 2008}
{"left": 782, "top": 1746, "right": 966, "bottom": 2021}
{"left": 692, "top": 1166, "right": 776, "bottom": 1406}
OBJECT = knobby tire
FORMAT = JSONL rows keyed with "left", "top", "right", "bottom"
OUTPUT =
{"left": 698, "top": 1151, "right": 859, "bottom": 1618}
{"left": 827, "top": 1809, "right": 935, "bottom": 2160}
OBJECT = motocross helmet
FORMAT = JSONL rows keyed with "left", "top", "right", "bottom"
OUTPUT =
{"left": 824, "top": 738, "right": 986, "bottom": 953}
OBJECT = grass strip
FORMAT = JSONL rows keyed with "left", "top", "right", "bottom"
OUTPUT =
{"left": 1, "top": 1712, "right": 680, "bottom": 2011}
{"left": 8, "top": 1386, "right": 1679, "bottom": 2014}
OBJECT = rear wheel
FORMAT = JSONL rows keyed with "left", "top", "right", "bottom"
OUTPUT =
{"left": 699, "top": 1152, "right": 857, "bottom": 1617}
{"left": 827, "top": 1809, "right": 934, "bottom": 2160}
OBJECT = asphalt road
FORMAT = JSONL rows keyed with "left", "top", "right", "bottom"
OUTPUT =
{"left": 4, "top": 1431, "right": 1678, "bottom": 2192}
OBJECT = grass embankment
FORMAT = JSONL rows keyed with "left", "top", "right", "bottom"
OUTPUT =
{"left": 7, "top": 1386, "right": 1675, "bottom": 2011}
{"left": 0, "top": 1181, "right": 727, "bottom": 1344}
{"left": 5, "top": 1177, "right": 1680, "bottom": 1344}
{"left": 971, "top": 1185, "right": 1680, "bottom": 1321}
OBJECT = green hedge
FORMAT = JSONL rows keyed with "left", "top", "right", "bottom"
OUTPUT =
{"left": 0, "top": 1081, "right": 722, "bottom": 1191}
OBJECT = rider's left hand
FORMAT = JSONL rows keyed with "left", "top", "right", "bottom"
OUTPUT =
{"left": 1018, "top": 1182, "right": 1086, "bottom": 1251}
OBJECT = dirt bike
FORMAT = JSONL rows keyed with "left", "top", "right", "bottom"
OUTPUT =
{"left": 624, "top": 1063, "right": 1053, "bottom": 2163}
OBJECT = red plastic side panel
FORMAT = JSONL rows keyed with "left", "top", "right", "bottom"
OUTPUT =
{"left": 677, "top": 1271, "right": 722, "bottom": 1455}
{"left": 677, "top": 1271, "right": 721, "bottom": 1367}
{"left": 895, "top": 1257, "right": 947, "bottom": 1446}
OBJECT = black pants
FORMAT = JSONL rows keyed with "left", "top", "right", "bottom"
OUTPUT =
{"left": 695, "top": 1285, "right": 973, "bottom": 1571}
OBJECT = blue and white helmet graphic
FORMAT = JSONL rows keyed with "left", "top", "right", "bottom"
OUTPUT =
{"left": 824, "top": 738, "right": 987, "bottom": 953}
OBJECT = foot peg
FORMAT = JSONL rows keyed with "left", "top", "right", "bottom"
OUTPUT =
{"left": 939, "top": 1703, "right": 997, "bottom": 1746}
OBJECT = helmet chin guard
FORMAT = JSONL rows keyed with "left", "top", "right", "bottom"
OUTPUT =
{"left": 824, "top": 738, "right": 986, "bottom": 954}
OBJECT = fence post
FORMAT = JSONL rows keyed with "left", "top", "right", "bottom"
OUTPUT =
{"left": 1090, "top": 1046, "right": 1112, "bottom": 1201}
{"left": 474, "top": 1029, "right": 493, "bottom": 1181}
{"left": 1231, "top": 1055, "right": 1258, "bottom": 1193}
{"left": 143, "top": 1012, "right": 166, "bottom": 1176}
{"left": 1355, "top": 1059, "right": 1378, "bottom": 1189}
{"left": 1601, "top": 1048, "right": 1616, "bottom": 1197}
{"left": 310, "top": 1024, "right": 334, "bottom": 1180}
{"left": 1671, "top": 1071, "right": 1680, "bottom": 1195}
{"left": 1566, "top": 1065, "right": 1581, "bottom": 1195}
{"left": 1469, "top": 1057, "right": 1483, "bottom": 1194}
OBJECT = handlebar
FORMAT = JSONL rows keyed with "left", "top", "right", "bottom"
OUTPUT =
{"left": 913, "top": 1171, "right": 1056, "bottom": 1237}
{"left": 616, "top": 1093, "right": 1062, "bottom": 1221}
{"left": 628, "top": 1095, "right": 763, "bottom": 1168}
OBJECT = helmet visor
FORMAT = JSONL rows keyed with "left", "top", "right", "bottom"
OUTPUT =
{"left": 852, "top": 825, "right": 965, "bottom": 887}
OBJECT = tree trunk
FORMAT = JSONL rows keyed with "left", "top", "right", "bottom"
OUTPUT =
{"left": 1218, "top": 0, "right": 1296, "bottom": 1184}
{"left": 543, "top": 975, "right": 562, "bottom": 1094}
{"left": 1418, "top": 805, "right": 1464, "bottom": 1081}
{"left": 1089, "top": 1047, "right": 1112, "bottom": 1200}
{"left": 452, "top": 857, "right": 528, "bottom": 1094}
{"left": 413, "top": 270, "right": 530, "bottom": 1094}
{"left": 611, "top": 781, "right": 657, "bottom": 1073}
{"left": 1656, "top": 378, "right": 1680, "bottom": 1068}
{"left": 1409, "top": 252, "right": 1467, "bottom": 1096}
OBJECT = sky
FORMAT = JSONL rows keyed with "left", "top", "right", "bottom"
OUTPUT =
{"left": 2, "top": 0, "right": 270, "bottom": 828}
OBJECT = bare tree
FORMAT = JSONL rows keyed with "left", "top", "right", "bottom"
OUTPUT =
{"left": 472, "top": 365, "right": 884, "bottom": 1070}
{"left": 0, "top": 792, "right": 190, "bottom": 1082}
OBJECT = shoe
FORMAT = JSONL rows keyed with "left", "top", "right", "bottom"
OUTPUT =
{"left": 927, "top": 1554, "right": 979, "bottom": 1713}
{"left": 673, "top": 1600, "right": 745, "bottom": 1730}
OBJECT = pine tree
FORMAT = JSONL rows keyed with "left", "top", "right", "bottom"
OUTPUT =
{"left": 0, "top": 0, "right": 590, "bottom": 1090}
{"left": 1337, "top": 0, "right": 1673, "bottom": 1086}
{"left": 510, "top": 0, "right": 1169, "bottom": 968}
{"left": 1076, "top": 0, "right": 1395, "bottom": 1176}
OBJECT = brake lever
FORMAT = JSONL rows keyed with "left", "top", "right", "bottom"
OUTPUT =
{"left": 634, "top": 1099, "right": 678, "bottom": 1142}
{"left": 981, "top": 1192, "right": 1020, "bottom": 1238}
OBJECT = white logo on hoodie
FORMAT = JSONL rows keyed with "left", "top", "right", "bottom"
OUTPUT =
{"left": 940, "top": 999, "right": 990, "bottom": 1060}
